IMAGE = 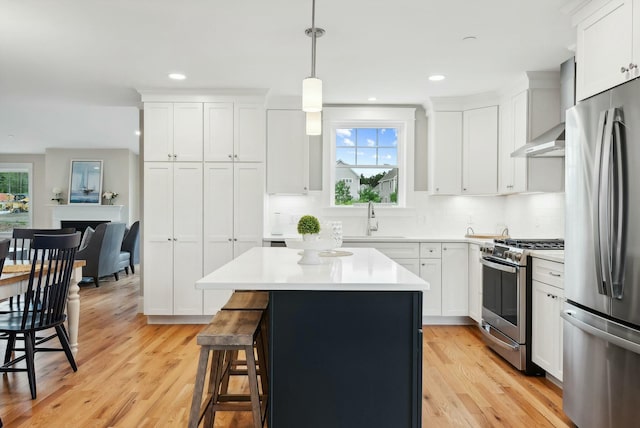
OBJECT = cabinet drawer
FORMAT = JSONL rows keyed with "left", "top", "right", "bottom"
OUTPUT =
{"left": 345, "top": 242, "right": 420, "bottom": 259}
{"left": 532, "top": 258, "right": 564, "bottom": 288}
{"left": 420, "top": 243, "right": 442, "bottom": 258}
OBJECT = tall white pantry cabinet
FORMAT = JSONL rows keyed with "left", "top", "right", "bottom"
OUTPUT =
{"left": 141, "top": 93, "right": 265, "bottom": 317}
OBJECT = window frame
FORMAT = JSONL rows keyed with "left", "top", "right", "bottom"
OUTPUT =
{"left": 0, "top": 163, "right": 34, "bottom": 235}
{"left": 322, "top": 107, "right": 415, "bottom": 211}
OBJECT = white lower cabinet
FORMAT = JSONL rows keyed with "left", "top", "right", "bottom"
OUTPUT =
{"left": 467, "top": 244, "right": 482, "bottom": 323}
{"left": 420, "top": 258, "right": 442, "bottom": 316}
{"left": 202, "top": 162, "right": 264, "bottom": 315}
{"left": 441, "top": 243, "right": 469, "bottom": 316}
{"left": 143, "top": 163, "right": 203, "bottom": 315}
{"left": 531, "top": 258, "right": 564, "bottom": 381}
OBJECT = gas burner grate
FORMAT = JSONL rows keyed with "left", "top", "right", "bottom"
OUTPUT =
{"left": 493, "top": 238, "right": 564, "bottom": 250}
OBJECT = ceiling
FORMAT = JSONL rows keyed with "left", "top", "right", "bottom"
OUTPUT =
{"left": 0, "top": 0, "right": 576, "bottom": 154}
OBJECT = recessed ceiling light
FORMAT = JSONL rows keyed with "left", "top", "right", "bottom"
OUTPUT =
{"left": 428, "top": 75, "right": 446, "bottom": 81}
{"left": 368, "top": 97, "right": 377, "bottom": 102}
{"left": 135, "top": 130, "right": 141, "bottom": 136}
{"left": 463, "top": 36, "right": 477, "bottom": 41}
{"left": 168, "top": 73, "right": 186, "bottom": 80}
{"left": 8, "top": 134, "right": 14, "bottom": 138}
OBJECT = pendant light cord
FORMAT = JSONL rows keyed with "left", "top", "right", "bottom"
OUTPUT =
{"left": 311, "top": 0, "right": 316, "bottom": 78}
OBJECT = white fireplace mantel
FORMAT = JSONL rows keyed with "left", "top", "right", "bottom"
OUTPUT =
{"left": 51, "top": 204, "right": 127, "bottom": 227}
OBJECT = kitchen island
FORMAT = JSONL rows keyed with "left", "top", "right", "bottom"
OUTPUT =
{"left": 197, "top": 247, "right": 428, "bottom": 428}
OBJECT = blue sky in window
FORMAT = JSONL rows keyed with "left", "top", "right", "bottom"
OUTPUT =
{"left": 336, "top": 128, "right": 398, "bottom": 166}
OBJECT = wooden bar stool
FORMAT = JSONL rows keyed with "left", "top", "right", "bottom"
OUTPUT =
{"left": 220, "top": 291, "right": 270, "bottom": 396}
{"left": 189, "top": 310, "right": 268, "bottom": 428}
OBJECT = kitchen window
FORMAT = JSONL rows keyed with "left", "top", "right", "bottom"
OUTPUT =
{"left": 0, "top": 163, "right": 33, "bottom": 233}
{"left": 323, "top": 107, "right": 415, "bottom": 209}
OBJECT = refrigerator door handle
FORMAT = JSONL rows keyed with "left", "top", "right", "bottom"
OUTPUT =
{"left": 593, "top": 109, "right": 610, "bottom": 296}
{"left": 600, "top": 109, "right": 615, "bottom": 296}
{"left": 562, "top": 309, "right": 640, "bottom": 355}
{"left": 610, "top": 109, "right": 627, "bottom": 299}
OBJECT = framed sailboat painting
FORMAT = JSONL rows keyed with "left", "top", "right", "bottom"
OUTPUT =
{"left": 69, "top": 160, "right": 103, "bottom": 204}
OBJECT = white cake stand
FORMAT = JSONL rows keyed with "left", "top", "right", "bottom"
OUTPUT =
{"left": 285, "top": 238, "right": 336, "bottom": 265}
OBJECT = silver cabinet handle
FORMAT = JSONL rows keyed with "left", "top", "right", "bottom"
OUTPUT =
{"left": 167, "top": 238, "right": 171, "bottom": 241}
{"left": 173, "top": 238, "right": 177, "bottom": 241}
{"left": 463, "top": 188, "right": 467, "bottom": 191}
{"left": 228, "top": 154, "right": 233, "bottom": 159}
{"left": 429, "top": 249, "right": 434, "bottom": 252}
{"left": 234, "top": 154, "right": 238, "bottom": 158}
{"left": 173, "top": 154, "right": 177, "bottom": 159}
{"left": 421, "top": 263, "right": 425, "bottom": 266}
{"left": 549, "top": 272, "right": 561, "bottom": 277}
{"left": 233, "top": 238, "right": 238, "bottom": 241}
{"left": 630, "top": 63, "right": 638, "bottom": 70}
{"left": 228, "top": 238, "right": 232, "bottom": 242}
{"left": 436, "top": 187, "right": 439, "bottom": 192}
{"left": 621, "top": 66, "right": 629, "bottom": 73}
{"left": 168, "top": 154, "right": 172, "bottom": 159}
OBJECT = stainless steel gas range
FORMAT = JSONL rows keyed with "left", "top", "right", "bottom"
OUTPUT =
{"left": 479, "top": 238, "right": 564, "bottom": 375}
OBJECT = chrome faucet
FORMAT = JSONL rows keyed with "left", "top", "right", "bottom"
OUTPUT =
{"left": 501, "top": 227, "right": 510, "bottom": 237}
{"left": 366, "top": 201, "right": 378, "bottom": 236}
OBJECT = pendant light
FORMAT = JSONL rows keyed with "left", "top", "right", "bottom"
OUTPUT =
{"left": 306, "top": 111, "right": 322, "bottom": 135}
{"left": 302, "top": 0, "right": 324, "bottom": 114}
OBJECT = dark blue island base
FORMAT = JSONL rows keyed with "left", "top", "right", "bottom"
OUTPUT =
{"left": 269, "top": 290, "right": 423, "bottom": 428}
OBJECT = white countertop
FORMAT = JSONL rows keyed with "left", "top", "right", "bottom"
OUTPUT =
{"left": 196, "top": 247, "right": 429, "bottom": 292}
{"left": 263, "top": 234, "right": 486, "bottom": 245}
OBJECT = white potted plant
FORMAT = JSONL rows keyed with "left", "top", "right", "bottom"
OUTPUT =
{"left": 297, "top": 215, "right": 320, "bottom": 241}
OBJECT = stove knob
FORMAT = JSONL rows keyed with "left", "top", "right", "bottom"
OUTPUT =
{"left": 512, "top": 253, "right": 522, "bottom": 262}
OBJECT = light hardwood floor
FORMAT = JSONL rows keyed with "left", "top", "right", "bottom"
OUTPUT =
{"left": 0, "top": 273, "right": 574, "bottom": 427}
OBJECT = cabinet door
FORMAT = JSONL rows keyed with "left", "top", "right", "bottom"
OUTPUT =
{"left": 498, "top": 98, "right": 515, "bottom": 194}
{"left": 576, "top": 0, "right": 633, "bottom": 100}
{"left": 267, "top": 110, "right": 308, "bottom": 194}
{"left": 511, "top": 91, "right": 529, "bottom": 193}
{"left": 204, "top": 102, "right": 234, "bottom": 162}
{"left": 532, "top": 280, "right": 555, "bottom": 374}
{"left": 420, "top": 258, "right": 442, "bottom": 316}
{"left": 143, "top": 103, "right": 173, "bottom": 162}
{"left": 235, "top": 103, "right": 265, "bottom": 162}
{"left": 468, "top": 244, "right": 482, "bottom": 323}
{"left": 462, "top": 106, "right": 498, "bottom": 194}
{"left": 143, "top": 163, "right": 174, "bottom": 314}
{"left": 431, "top": 111, "right": 462, "bottom": 194}
{"left": 441, "top": 243, "right": 469, "bottom": 316}
{"left": 203, "top": 162, "right": 234, "bottom": 315}
{"left": 173, "top": 163, "right": 204, "bottom": 315}
{"left": 395, "top": 259, "right": 420, "bottom": 276}
{"left": 173, "top": 103, "right": 203, "bottom": 161}
{"left": 234, "top": 163, "right": 264, "bottom": 257}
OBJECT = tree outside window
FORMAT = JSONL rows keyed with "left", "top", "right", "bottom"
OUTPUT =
{"left": 0, "top": 168, "right": 31, "bottom": 233}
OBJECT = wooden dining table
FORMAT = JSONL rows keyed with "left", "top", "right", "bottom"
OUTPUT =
{"left": 0, "top": 259, "right": 86, "bottom": 356}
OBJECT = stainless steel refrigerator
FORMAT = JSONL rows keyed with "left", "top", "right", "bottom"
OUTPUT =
{"left": 564, "top": 77, "right": 640, "bottom": 428}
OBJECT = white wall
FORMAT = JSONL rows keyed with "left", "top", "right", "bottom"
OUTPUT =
{"left": 266, "top": 191, "right": 565, "bottom": 239}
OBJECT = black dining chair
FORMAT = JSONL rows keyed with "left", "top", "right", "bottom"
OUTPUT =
{"left": 0, "top": 239, "right": 9, "bottom": 272}
{"left": 0, "top": 232, "right": 81, "bottom": 399}
{"left": 1, "top": 228, "right": 75, "bottom": 313}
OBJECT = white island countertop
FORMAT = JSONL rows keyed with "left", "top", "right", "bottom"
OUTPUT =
{"left": 196, "top": 247, "right": 429, "bottom": 292}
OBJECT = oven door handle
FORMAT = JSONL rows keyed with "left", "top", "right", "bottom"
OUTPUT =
{"left": 480, "top": 322, "right": 520, "bottom": 351}
{"left": 480, "top": 258, "right": 517, "bottom": 274}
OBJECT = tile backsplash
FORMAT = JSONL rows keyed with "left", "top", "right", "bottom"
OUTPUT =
{"left": 266, "top": 192, "right": 565, "bottom": 238}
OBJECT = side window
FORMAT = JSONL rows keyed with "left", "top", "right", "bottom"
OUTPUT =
{"left": 0, "top": 165, "right": 32, "bottom": 233}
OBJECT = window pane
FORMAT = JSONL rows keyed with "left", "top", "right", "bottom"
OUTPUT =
{"left": 356, "top": 128, "right": 377, "bottom": 147}
{"left": 336, "top": 148, "right": 356, "bottom": 165}
{"left": 336, "top": 128, "right": 355, "bottom": 147}
{"left": 358, "top": 148, "right": 378, "bottom": 165}
{"left": 378, "top": 148, "right": 397, "bottom": 166}
{"left": 0, "top": 171, "right": 31, "bottom": 232}
{"left": 378, "top": 128, "right": 398, "bottom": 146}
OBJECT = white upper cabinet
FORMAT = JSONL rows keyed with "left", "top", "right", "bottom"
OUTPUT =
{"left": 143, "top": 103, "right": 203, "bottom": 162}
{"left": 143, "top": 103, "right": 174, "bottom": 162}
{"left": 235, "top": 104, "right": 265, "bottom": 162}
{"left": 203, "top": 102, "right": 265, "bottom": 162}
{"left": 204, "top": 102, "right": 234, "bottom": 161}
{"left": 498, "top": 76, "right": 563, "bottom": 194}
{"left": 430, "top": 111, "right": 463, "bottom": 195}
{"left": 576, "top": 0, "right": 639, "bottom": 100}
{"left": 462, "top": 106, "right": 498, "bottom": 194}
{"left": 267, "top": 109, "right": 309, "bottom": 194}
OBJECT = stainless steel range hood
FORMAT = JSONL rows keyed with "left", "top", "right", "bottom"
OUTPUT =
{"left": 510, "top": 123, "right": 565, "bottom": 158}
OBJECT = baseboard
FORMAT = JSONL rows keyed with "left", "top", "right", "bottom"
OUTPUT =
{"left": 422, "top": 316, "right": 475, "bottom": 325}
{"left": 146, "top": 315, "right": 212, "bottom": 324}
{"left": 546, "top": 373, "right": 563, "bottom": 389}
{"left": 137, "top": 296, "right": 144, "bottom": 314}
